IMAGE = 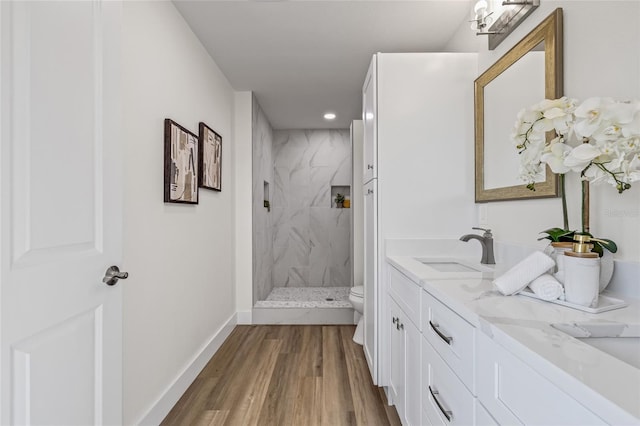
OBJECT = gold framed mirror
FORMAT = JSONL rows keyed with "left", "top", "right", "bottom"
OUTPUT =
{"left": 474, "top": 8, "right": 563, "bottom": 202}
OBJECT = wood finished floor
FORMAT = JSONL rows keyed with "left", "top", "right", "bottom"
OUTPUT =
{"left": 161, "top": 325, "right": 401, "bottom": 426}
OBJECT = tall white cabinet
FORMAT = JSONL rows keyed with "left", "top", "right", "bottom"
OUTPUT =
{"left": 361, "top": 53, "right": 477, "bottom": 388}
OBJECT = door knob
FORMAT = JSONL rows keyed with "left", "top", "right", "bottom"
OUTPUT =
{"left": 103, "top": 266, "right": 129, "bottom": 286}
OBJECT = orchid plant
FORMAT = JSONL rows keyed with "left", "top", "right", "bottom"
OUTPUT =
{"left": 513, "top": 96, "right": 640, "bottom": 194}
{"left": 512, "top": 96, "right": 639, "bottom": 255}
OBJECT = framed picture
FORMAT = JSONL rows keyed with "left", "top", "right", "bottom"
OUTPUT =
{"left": 198, "top": 122, "right": 222, "bottom": 191}
{"left": 164, "top": 119, "right": 199, "bottom": 204}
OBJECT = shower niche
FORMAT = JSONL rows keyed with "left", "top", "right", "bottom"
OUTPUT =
{"left": 331, "top": 185, "right": 351, "bottom": 208}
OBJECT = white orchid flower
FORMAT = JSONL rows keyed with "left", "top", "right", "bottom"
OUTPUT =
{"left": 621, "top": 103, "right": 640, "bottom": 137}
{"left": 564, "top": 143, "right": 602, "bottom": 172}
{"left": 573, "top": 97, "right": 615, "bottom": 138}
{"left": 541, "top": 142, "right": 572, "bottom": 174}
{"left": 583, "top": 164, "right": 609, "bottom": 184}
{"left": 621, "top": 155, "right": 640, "bottom": 183}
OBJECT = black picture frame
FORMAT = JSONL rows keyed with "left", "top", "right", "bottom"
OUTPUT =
{"left": 198, "top": 122, "right": 222, "bottom": 191}
{"left": 164, "top": 119, "right": 199, "bottom": 204}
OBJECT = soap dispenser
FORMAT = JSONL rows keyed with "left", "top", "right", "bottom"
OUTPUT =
{"left": 563, "top": 234, "right": 601, "bottom": 308}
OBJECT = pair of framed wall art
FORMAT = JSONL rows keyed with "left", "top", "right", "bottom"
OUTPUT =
{"left": 163, "top": 118, "right": 222, "bottom": 204}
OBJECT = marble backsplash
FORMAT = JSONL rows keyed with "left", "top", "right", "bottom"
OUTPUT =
{"left": 252, "top": 97, "right": 274, "bottom": 302}
{"left": 271, "top": 129, "right": 352, "bottom": 288}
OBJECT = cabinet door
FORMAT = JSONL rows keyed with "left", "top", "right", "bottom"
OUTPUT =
{"left": 363, "top": 179, "right": 378, "bottom": 382}
{"left": 362, "top": 55, "right": 377, "bottom": 183}
{"left": 389, "top": 300, "right": 406, "bottom": 423}
{"left": 405, "top": 318, "right": 421, "bottom": 426}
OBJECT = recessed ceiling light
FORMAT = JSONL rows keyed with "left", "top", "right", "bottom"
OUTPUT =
{"left": 323, "top": 112, "right": 336, "bottom": 120}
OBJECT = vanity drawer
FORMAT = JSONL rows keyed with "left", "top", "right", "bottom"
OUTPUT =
{"left": 422, "top": 290, "right": 475, "bottom": 393}
{"left": 389, "top": 265, "right": 421, "bottom": 328}
{"left": 477, "top": 332, "right": 605, "bottom": 425}
{"left": 476, "top": 400, "right": 498, "bottom": 426}
{"left": 422, "top": 336, "right": 475, "bottom": 426}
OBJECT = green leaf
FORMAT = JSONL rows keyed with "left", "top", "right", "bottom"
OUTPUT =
{"left": 538, "top": 228, "right": 575, "bottom": 242}
{"left": 596, "top": 238, "right": 618, "bottom": 253}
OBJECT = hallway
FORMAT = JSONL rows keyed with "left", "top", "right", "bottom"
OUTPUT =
{"left": 161, "top": 325, "right": 401, "bottom": 425}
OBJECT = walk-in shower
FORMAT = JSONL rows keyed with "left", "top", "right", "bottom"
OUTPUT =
{"left": 251, "top": 98, "right": 353, "bottom": 323}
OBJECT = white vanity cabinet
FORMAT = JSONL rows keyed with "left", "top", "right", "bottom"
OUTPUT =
{"left": 388, "top": 266, "right": 422, "bottom": 426}
{"left": 477, "top": 332, "right": 606, "bottom": 425}
{"left": 387, "top": 257, "right": 640, "bottom": 426}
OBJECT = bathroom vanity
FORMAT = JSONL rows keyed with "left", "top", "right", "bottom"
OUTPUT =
{"left": 384, "top": 246, "right": 640, "bottom": 425}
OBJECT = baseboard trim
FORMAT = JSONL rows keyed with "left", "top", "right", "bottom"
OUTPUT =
{"left": 136, "top": 313, "right": 237, "bottom": 425}
{"left": 236, "top": 310, "right": 252, "bottom": 324}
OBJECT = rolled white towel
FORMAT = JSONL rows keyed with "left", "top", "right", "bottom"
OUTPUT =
{"left": 493, "top": 251, "right": 555, "bottom": 296}
{"left": 528, "top": 273, "right": 564, "bottom": 301}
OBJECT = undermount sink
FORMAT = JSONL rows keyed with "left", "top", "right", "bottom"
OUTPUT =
{"left": 412, "top": 257, "right": 495, "bottom": 279}
{"left": 579, "top": 337, "right": 640, "bottom": 369}
{"left": 418, "top": 261, "right": 481, "bottom": 273}
{"left": 552, "top": 322, "right": 640, "bottom": 370}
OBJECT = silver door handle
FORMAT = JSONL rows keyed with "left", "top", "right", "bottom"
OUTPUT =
{"left": 103, "top": 266, "right": 129, "bottom": 286}
{"left": 429, "top": 320, "right": 453, "bottom": 345}
{"left": 429, "top": 386, "right": 453, "bottom": 422}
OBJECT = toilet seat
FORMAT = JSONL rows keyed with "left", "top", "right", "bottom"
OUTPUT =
{"left": 350, "top": 285, "right": 364, "bottom": 298}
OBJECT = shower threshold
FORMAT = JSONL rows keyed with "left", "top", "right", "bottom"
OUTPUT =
{"left": 253, "top": 287, "right": 354, "bottom": 325}
{"left": 255, "top": 286, "right": 352, "bottom": 308}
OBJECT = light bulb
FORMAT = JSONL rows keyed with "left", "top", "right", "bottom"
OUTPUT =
{"left": 474, "top": 0, "right": 489, "bottom": 13}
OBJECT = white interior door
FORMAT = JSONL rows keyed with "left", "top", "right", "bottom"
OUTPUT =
{"left": 0, "top": 1, "right": 123, "bottom": 425}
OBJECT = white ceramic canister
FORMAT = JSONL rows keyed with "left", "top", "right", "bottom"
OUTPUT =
{"left": 546, "top": 241, "right": 573, "bottom": 284}
{"left": 563, "top": 251, "right": 600, "bottom": 308}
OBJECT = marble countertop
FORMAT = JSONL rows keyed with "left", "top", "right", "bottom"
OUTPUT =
{"left": 387, "top": 255, "right": 640, "bottom": 424}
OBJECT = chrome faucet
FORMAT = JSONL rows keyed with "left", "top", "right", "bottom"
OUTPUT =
{"left": 460, "top": 227, "right": 495, "bottom": 265}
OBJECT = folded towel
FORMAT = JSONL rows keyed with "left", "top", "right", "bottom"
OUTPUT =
{"left": 528, "top": 273, "right": 564, "bottom": 301}
{"left": 493, "top": 251, "right": 555, "bottom": 296}
{"left": 554, "top": 270, "right": 565, "bottom": 285}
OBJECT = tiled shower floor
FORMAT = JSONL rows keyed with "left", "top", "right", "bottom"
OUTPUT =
{"left": 255, "top": 286, "right": 352, "bottom": 308}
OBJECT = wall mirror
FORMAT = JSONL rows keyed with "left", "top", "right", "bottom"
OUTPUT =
{"left": 474, "top": 8, "right": 563, "bottom": 202}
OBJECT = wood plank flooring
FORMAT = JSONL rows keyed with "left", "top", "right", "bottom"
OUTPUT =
{"left": 161, "top": 325, "right": 401, "bottom": 426}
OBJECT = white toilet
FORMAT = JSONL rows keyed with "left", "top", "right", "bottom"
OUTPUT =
{"left": 349, "top": 285, "right": 364, "bottom": 345}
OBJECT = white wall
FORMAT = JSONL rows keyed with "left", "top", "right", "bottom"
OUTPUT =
{"left": 446, "top": 1, "right": 640, "bottom": 261}
{"left": 122, "top": 2, "right": 236, "bottom": 424}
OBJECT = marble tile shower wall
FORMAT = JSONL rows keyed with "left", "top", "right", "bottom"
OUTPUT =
{"left": 271, "top": 129, "right": 352, "bottom": 287}
{"left": 252, "top": 97, "right": 274, "bottom": 302}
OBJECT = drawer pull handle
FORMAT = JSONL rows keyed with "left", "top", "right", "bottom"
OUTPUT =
{"left": 429, "top": 320, "right": 453, "bottom": 345}
{"left": 429, "top": 386, "right": 453, "bottom": 422}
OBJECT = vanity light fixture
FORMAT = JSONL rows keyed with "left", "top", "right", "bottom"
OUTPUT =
{"left": 469, "top": 0, "right": 494, "bottom": 33}
{"left": 323, "top": 112, "right": 336, "bottom": 120}
{"left": 472, "top": 0, "right": 540, "bottom": 50}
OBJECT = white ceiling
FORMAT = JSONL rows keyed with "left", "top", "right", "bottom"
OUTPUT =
{"left": 173, "top": 0, "right": 475, "bottom": 129}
